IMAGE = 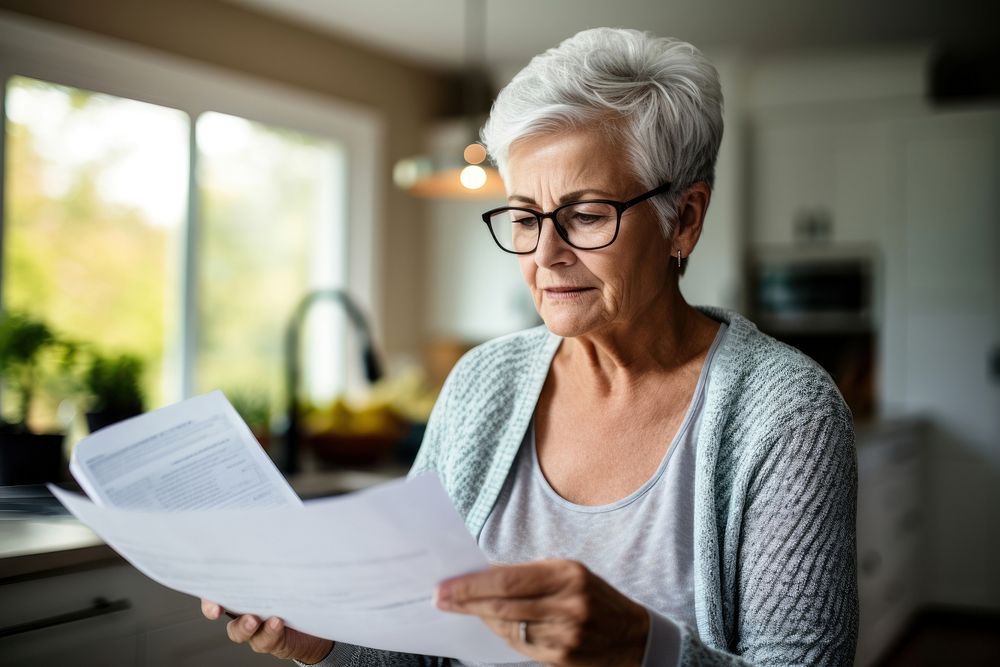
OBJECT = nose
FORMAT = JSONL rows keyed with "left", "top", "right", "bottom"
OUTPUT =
{"left": 533, "top": 216, "right": 576, "bottom": 268}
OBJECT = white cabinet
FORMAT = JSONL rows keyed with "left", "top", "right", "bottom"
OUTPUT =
{"left": 750, "top": 115, "right": 895, "bottom": 248}
{"left": 896, "top": 108, "right": 1000, "bottom": 609}
{"left": 752, "top": 121, "right": 838, "bottom": 246}
{"left": 855, "top": 421, "right": 925, "bottom": 667}
{"left": 0, "top": 562, "right": 276, "bottom": 666}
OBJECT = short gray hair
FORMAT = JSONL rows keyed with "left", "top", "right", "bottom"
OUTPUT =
{"left": 482, "top": 28, "right": 724, "bottom": 245}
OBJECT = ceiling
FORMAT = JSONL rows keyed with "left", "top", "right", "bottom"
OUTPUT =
{"left": 227, "top": 0, "right": 996, "bottom": 73}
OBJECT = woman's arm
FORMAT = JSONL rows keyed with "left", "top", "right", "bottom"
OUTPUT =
{"left": 731, "top": 410, "right": 858, "bottom": 665}
{"left": 673, "top": 410, "right": 858, "bottom": 666}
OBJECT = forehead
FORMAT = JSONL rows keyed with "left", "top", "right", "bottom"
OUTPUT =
{"left": 505, "top": 127, "right": 635, "bottom": 196}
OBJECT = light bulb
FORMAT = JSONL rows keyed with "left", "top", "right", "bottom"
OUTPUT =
{"left": 463, "top": 142, "right": 487, "bottom": 165}
{"left": 460, "top": 165, "right": 487, "bottom": 190}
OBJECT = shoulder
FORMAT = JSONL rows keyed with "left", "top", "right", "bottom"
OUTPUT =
{"left": 457, "top": 324, "right": 554, "bottom": 369}
{"left": 445, "top": 325, "right": 557, "bottom": 398}
{"left": 413, "top": 326, "right": 556, "bottom": 518}
{"left": 701, "top": 306, "right": 853, "bottom": 434}
{"left": 422, "top": 324, "right": 556, "bottom": 449}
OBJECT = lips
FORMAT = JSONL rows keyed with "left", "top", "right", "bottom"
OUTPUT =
{"left": 541, "top": 286, "right": 594, "bottom": 300}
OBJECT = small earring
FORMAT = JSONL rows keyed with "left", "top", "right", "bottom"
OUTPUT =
{"left": 676, "top": 249, "right": 682, "bottom": 268}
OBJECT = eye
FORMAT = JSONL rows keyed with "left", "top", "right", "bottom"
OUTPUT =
{"left": 511, "top": 216, "right": 538, "bottom": 227}
{"left": 568, "top": 208, "right": 614, "bottom": 226}
{"left": 561, "top": 203, "right": 615, "bottom": 226}
{"left": 570, "top": 212, "right": 604, "bottom": 225}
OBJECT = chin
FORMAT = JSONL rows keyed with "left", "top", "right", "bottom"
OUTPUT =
{"left": 539, "top": 311, "right": 597, "bottom": 338}
{"left": 542, "top": 321, "right": 578, "bottom": 337}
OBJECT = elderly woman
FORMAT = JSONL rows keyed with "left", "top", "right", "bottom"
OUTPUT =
{"left": 205, "top": 27, "right": 857, "bottom": 667}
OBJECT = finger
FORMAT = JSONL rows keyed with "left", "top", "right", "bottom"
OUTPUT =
{"left": 201, "top": 599, "right": 222, "bottom": 620}
{"left": 477, "top": 616, "right": 566, "bottom": 663}
{"left": 439, "top": 561, "right": 572, "bottom": 603}
{"left": 439, "top": 595, "right": 564, "bottom": 623}
{"left": 226, "top": 614, "right": 261, "bottom": 644}
{"left": 248, "top": 617, "right": 290, "bottom": 657}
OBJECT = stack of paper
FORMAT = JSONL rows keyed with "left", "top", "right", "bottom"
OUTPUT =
{"left": 52, "top": 391, "right": 525, "bottom": 664}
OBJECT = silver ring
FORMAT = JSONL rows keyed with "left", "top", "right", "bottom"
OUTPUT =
{"left": 518, "top": 620, "right": 529, "bottom": 644}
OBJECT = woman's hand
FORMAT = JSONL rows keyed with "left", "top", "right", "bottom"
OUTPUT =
{"left": 200, "top": 599, "right": 333, "bottom": 664}
{"left": 435, "top": 560, "right": 649, "bottom": 667}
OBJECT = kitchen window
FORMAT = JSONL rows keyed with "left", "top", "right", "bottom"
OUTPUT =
{"left": 195, "top": 111, "right": 350, "bottom": 416}
{"left": 0, "top": 16, "right": 380, "bottom": 435}
{"left": 3, "top": 75, "right": 188, "bottom": 427}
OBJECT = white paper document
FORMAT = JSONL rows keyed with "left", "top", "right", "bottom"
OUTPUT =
{"left": 53, "top": 393, "right": 526, "bottom": 663}
{"left": 70, "top": 391, "right": 300, "bottom": 511}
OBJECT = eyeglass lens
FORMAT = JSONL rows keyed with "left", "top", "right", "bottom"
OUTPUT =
{"left": 488, "top": 202, "right": 618, "bottom": 252}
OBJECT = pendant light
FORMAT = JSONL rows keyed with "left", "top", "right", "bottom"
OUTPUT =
{"left": 392, "top": 0, "right": 504, "bottom": 199}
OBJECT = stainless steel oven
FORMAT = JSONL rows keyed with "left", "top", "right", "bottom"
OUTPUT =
{"left": 750, "top": 245, "right": 876, "bottom": 334}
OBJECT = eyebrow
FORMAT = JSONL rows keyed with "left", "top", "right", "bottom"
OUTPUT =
{"left": 508, "top": 189, "right": 617, "bottom": 206}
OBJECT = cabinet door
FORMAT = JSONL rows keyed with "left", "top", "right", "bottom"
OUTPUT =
{"left": 0, "top": 610, "right": 139, "bottom": 667}
{"left": 752, "top": 121, "right": 838, "bottom": 246}
{"left": 856, "top": 426, "right": 924, "bottom": 667}
{"left": 145, "top": 615, "right": 279, "bottom": 667}
{"left": 751, "top": 117, "right": 894, "bottom": 247}
{"left": 0, "top": 562, "right": 142, "bottom": 665}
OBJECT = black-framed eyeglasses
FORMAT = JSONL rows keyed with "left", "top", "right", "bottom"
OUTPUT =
{"left": 481, "top": 182, "right": 672, "bottom": 254}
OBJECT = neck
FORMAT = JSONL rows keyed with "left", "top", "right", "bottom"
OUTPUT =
{"left": 559, "top": 282, "right": 714, "bottom": 394}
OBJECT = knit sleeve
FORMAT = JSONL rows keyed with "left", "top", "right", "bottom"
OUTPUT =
{"left": 675, "top": 411, "right": 858, "bottom": 667}
{"left": 295, "top": 644, "right": 446, "bottom": 666}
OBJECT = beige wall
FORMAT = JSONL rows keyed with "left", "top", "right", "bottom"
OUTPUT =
{"left": 0, "top": 0, "right": 455, "bottom": 360}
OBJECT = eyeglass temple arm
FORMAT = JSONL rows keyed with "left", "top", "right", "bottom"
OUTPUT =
{"left": 624, "top": 182, "right": 672, "bottom": 208}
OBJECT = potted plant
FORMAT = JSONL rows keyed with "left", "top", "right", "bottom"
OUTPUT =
{"left": 0, "top": 311, "right": 72, "bottom": 484}
{"left": 228, "top": 389, "right": 271, "bottom": 450}
{"left": 83, "top": 351, "right": 145, "bottom": 433}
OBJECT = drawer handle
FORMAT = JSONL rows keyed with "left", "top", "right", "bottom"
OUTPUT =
{"left": 0, "top": 597, "right": 131, "bottom": 638}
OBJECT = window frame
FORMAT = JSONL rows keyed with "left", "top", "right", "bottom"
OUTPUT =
{"left": 0, "top": 13, "right": 384, "bottom": 402}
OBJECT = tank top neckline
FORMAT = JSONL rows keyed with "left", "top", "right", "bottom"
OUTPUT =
{"left": 529, "top": 321, "right": 729, "bottom": 514}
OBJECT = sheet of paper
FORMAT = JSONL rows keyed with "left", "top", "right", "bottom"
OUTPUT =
{"left": 49, "top": 474, "right": 526, "bottom": 664}
{"left": 70, "top": 390, "right": 300, "bottom": 510}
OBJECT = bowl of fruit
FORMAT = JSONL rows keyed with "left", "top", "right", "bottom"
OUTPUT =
{"left": 301, "top": 368, "right": 438, "bottom": 467}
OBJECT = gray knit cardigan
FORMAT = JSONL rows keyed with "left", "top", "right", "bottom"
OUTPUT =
{"left": 322, "top": 305, "right": 858, "bottom": 667}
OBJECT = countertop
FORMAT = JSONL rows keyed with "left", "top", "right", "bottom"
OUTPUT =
{"left": 1, "top": 416, "right": 928, "bottom": 583}
{"left": 0, "top": 466, "right": 407, "bottom": 582}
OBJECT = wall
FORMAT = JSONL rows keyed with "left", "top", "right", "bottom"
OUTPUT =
{"left": 0, "top": 0, "right": 455, "bottom": 361}
{"left": 680, "top": 51, "right": 749, "bottom": 312}
{"left": 422, "top": 120, "right": 538, "bottom": 342}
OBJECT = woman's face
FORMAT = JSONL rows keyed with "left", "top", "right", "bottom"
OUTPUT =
{"left": 505, "top": 127, "right": 674, "bottom": 338}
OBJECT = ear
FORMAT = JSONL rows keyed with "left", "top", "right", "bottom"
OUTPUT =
{"left": 673, "top": 182, "right": 711, "bottom": 256}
